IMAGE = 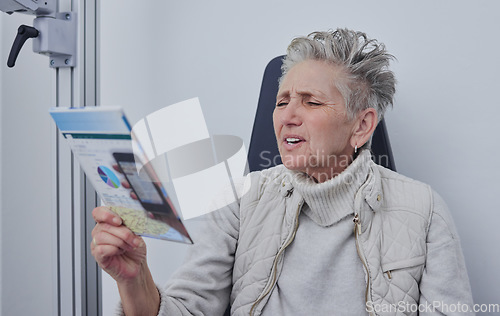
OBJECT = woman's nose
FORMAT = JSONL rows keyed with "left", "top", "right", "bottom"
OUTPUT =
{"left": 279, "top": 99, "right": 302, "bottom": 126}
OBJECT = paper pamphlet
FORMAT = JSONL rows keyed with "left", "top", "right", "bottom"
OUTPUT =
{"left": 50, "top": 106, "right": 192, "bottom": 244}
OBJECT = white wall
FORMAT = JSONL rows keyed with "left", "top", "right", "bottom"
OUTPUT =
{"left": 0, "top": 14, "right": 3, "bottom": 314}
{"left": 0, "top": 12, "right": 55, "bottom": 316}
{"left": 100, "top": 0, "right": 500, "bottom": 313}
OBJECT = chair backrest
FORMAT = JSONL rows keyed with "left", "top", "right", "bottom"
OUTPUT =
{"left": 247, "top": 56, "right": 396, "bottom": 172}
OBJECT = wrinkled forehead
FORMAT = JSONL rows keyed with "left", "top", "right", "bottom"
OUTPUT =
{"left": 277, "top": 60, "right": 348, "bottom": 99}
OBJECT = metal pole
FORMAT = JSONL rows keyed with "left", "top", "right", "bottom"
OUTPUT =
{"left": 53, "top": 0, "right": 100, "bottom": 315}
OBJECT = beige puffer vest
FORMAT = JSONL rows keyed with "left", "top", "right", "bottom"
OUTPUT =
{"left": 230, "top": 162, "right": 432, "bottom": 316}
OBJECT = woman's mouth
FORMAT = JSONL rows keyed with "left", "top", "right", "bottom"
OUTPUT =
{"left": 282, "top": 136, "right": 305, "bottom": 149}
{"left": 286, "top": 137, "right": 301, "bottom": 144}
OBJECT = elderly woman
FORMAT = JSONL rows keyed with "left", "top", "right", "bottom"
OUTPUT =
{"left": 91, "top": 29, "right": 474, "bottom": 315}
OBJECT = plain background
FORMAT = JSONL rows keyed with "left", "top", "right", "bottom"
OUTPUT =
{"left": 1, "top": 1, "right": 500, "bottom": 315}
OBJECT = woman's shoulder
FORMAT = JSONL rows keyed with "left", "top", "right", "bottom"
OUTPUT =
{"left": 371, "top": 163, "right": 455, "bottom": 230}
{"left": 371, "top": 163, "right": 434, "bottom": 219}
{"left": 374, "top": 162, "right": 430, "bottom": 188}
{"left": 229, "top": 164, "right": 300, "bottom": 211}
{"left": 247, "top": 164, "right": 289, "bottom": 181}
{"left": 244, "top": 164, "right": 290, "bottom": 193}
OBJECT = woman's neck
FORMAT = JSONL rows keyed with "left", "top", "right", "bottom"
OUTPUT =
{"left": 304, "top": 153, "right": 355, "bottom": 183}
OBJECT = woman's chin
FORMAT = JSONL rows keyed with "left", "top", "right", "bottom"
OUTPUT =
{"left": 281, "top": 159, "right": 306, "bottom": 172}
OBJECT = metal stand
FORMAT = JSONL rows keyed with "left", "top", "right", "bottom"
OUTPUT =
{"left": 53, "top": 1, "right": 101, "bottom": 314}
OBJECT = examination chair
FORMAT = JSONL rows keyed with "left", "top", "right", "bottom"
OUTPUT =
{"left": 224, "top": 56, "right": 396, "bottom": 316}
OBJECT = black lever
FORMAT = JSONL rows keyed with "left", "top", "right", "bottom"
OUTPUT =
{"left": 7, "top": 25, "right": 39, "bottom": 68}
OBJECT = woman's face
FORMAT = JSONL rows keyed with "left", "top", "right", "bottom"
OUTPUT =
{"left": 273, "top": 59, "right": 357, "bottom": 182}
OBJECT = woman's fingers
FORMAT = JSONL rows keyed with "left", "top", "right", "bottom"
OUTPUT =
{"left": 91, "top": 242, "right": 127, "bottom": 263}
{"left": 121, "top": 179, "right": 131, "bottom": 189}
{"left": 92, "top": 222, "right": 139, "bottom": 250}
{"left": 92, "top": 206, "right": 122, "bottom": 226}
{"left": 92, "top": 227, "right": 136, "bottom": 252}
{"left": 91, "top": 206, "right": 141, "bottom": 252}
{"left": 130, "top": 191, "right": 138, "bottom": 200}
{"left": 90, "top": 206, "right": 148, "bottom": 283}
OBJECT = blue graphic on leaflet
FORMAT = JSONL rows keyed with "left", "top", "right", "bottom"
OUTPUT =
{"left": 50, "top": 106, "right": 131, "bottom": 133}
{"left": 98, "top": 166, "right": 121, "bottom": 188}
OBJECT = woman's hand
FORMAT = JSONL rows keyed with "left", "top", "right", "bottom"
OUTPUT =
{"left": 91, "top": 206, "right": 160, "bottom": 315}
{"left": 91, "top": 206, "right": 146, "bottom": 283}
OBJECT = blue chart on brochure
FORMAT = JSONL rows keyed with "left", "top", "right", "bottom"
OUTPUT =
{"left": 50, "top": 106, "right": 193, "bottom": 244}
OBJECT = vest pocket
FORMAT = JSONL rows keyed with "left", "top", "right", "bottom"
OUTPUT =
{"left": 381, "top": 255, "right": 426, "bottom": 280}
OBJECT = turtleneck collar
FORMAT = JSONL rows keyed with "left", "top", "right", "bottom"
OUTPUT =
{"left": 289, "top": 150, "right": 372, "bottom": 227}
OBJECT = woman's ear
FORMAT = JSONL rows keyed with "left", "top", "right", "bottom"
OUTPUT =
{"left": 350, "top": 108, "right": 378, "bottom": 148}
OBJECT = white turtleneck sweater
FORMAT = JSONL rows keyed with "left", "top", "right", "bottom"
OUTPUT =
{"left": 262, "top": 152, "right": 372, "bottom": 315}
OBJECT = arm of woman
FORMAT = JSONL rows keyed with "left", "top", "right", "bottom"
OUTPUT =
{"left": 91, "top": 206, "right": 160, "bottom": 316}
{"left": 155, "top": 182, "right": 242, "bottom": 315}
{"left": 418, "top": 191, "right": 475, "bottom": 315}
{"left": 104, "top": 176, "right": 244, "bottom": 316}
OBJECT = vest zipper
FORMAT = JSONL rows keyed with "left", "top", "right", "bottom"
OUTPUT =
{"left": 249, "top": 201, "right": 303, "bottom": 316}
{"left": 353, "top": 213, "right": 374, "bottom": 316}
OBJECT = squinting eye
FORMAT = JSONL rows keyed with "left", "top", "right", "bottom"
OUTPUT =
{"left": 276, "top": 102, "right": 288, "bottom": 107}
{"left": 307, "top": 102, "right": 322, "bottom": 106}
